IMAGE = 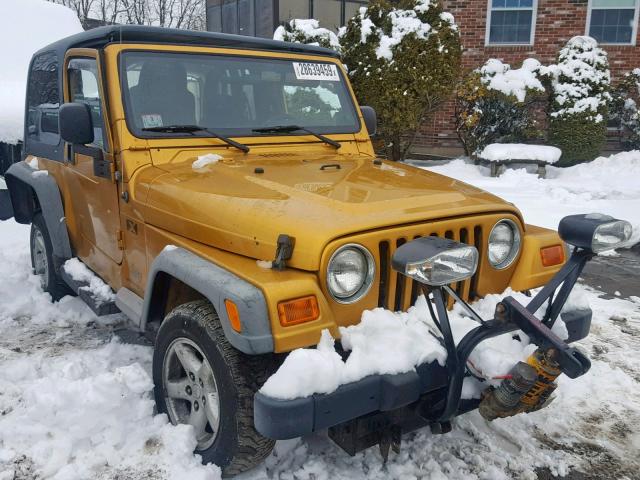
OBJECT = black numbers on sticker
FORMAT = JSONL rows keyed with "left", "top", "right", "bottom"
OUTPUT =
{"left": 298, "top": 63, "right": 334, "bottom": 77}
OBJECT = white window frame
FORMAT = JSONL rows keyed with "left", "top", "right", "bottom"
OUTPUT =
{"left": 485, "top": 0, "right": 538, "bottom": 46}
{"left": 585, "top": 0, "right": 640, "bottom": 46}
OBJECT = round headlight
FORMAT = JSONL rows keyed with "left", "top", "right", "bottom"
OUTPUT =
{"left": 327, "top": 244, "right": 375, "bottom": 303}
{"left": 488, "top": 219, "right": 521, "bottom": 269}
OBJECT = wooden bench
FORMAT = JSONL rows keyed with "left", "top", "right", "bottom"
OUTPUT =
{"left": 477, "top": 144, "right": 562, "bottom": 178}
{"left": 476, "top": 158, "right": 550, "bottom": 178}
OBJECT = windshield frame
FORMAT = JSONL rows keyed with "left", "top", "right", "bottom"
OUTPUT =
{"left": 118, "top": 48, "right": 362, "bottom": 141}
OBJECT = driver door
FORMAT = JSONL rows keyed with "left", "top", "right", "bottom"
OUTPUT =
{"left": 61, "top": 49, "right": 123, "bottom": 274}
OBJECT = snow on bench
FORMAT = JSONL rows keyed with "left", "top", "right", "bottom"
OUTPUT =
{"left": 478, "top": 143, "right": 562, "bottom": 178}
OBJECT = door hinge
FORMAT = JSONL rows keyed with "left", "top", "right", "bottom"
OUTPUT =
{"left": 116, "top": 229, "right": 125, "bottom": 250}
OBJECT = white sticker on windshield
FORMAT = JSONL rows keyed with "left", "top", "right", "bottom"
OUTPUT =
{"left": 292, "top": 62, "right": 340, "bottom": 81}
{"left": 142, "top": 114, "right": 163, "bottom": 128}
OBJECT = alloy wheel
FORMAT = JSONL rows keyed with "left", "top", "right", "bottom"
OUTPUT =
{"left": 162, "top": 337, "right": 221, "bottom": 450}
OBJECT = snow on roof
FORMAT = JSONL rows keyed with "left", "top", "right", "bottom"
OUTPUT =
{"left": 0, "top": 0, "right": 82, "bottom": 144}
{"left": 480, "top": 143, "right": 562, "bottom": 164}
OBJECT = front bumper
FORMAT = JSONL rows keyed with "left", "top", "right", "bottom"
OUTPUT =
{"left": 254, "top": 308, "right": 592, "bottom": 440}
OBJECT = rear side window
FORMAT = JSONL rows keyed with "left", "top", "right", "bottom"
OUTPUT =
{"left": 26, "top": 52, "right": 60, "bottom": 145}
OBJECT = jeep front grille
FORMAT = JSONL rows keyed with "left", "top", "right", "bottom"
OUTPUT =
{"left": 377, "top": 225, "right": 483, "bottom": 311}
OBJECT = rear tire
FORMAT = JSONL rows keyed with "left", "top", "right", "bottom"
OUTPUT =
{"left": 153, "top": 300, "right": 275, "bottom": 476}
{"left": 30, "top": 213, "right": 71, "bottom": 301}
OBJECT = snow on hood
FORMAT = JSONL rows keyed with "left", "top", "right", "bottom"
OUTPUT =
{"left": 0, "top": 0, "right": 82, "bottom": 144}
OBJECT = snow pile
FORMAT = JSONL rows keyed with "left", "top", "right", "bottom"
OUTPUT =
{"left": 421, "top": 150, "right": 640, "bottom": 248}
{"left": 480, "top": 58, "right": 545, "bottom": 103}
{"left": 261, "top": 289, "right": 577, "bottom": 400}
{"left": 480, "top": 143, "right": 562, "bottom": 164}
{"left": 546, "top": 36, "right": 611, "bottom": 123}
{"left": 261, "top": 296, "right": 447, "bottom": 399}
{"left": 27, "top": 157, "right": 40, "bottom": 170}
{"left": 192, "top": 153, "right": 222, "bottom": 170}
{"left": 0, "top": 342, "right": 219, "bottom": 480}
{"left": 256, "top": 260, "right": 273, "bottom": 269}
{"left": 63, "top": 258, "right": 116, "bottom": 304}
{"left": 273, "top": 19, "right": 341, "bottom": 52}
{"left": 0, "top": 0, "right": 83, "bottom": 144}
{"left": 0, "top": 220, "right": 220, "bottom": 479}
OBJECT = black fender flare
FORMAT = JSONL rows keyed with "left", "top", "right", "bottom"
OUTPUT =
{"left": 4, "top": 162, "right": 72, "bottom": 264}
{"left": 141, "top": 247, "right": 275, "bottom": 355}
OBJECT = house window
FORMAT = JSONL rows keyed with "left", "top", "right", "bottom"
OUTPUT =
{"left": 486, "top": 0, "right": 537, "bottom": 45}
{"left": 279, "top": 0, "right": 310, "bottom": 24}
{"left": 587, "top": 0, "right": 639, "bottom": 44}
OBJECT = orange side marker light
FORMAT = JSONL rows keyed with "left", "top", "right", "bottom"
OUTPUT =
{"left": 278, "top": 295, "right": 320, "bottom": 327}
{"left": 540, "top": 245, "right": 565, "bottom": 267}
{"left": 225, "top": 299, "right": 242, "bottom": 332}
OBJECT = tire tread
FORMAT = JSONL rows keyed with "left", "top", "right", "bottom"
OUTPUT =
{"left": 158, "top": 300, "right": 275, "bottom": 477}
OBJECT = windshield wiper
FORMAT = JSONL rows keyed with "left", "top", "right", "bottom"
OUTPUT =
{"left": 252, "top": 125, "right": 341, "bottom": 149}
{"left": 142, "top": 125, "right": 250, "bottom": 153}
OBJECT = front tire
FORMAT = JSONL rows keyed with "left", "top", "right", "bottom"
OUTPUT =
{"left": 30, "top": 212, "right": 71, "bottom": 301}
{"left": 153, "top": 300, "right": 275, "bottom": 476}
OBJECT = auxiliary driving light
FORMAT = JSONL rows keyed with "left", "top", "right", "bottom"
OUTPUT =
{"left": 391, "top": 236, "right": 479, "bottom": 286}
{"left": 558, "top": 213, "right": 633, "bottom": 253}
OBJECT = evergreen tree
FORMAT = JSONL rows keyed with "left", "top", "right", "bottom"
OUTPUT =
{"left": 340, "top": 0, "right": 462, "bottom": 161}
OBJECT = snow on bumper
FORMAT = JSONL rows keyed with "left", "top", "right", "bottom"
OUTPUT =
{"left": 254, "top": 308, "right": 592, "bottom": 440}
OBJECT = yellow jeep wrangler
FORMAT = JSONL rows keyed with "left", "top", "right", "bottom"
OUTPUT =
{"left": 1, "top": 25, "right": 631, "bottom": 476}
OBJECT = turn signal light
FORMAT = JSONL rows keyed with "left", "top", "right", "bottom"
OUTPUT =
{"left": 278, "top": 295, "right": 320, "bottom": 327}
{"left": 225, "top": 299, "right": 242, "bottom": 332}
{"left": 540, "top": 245, "right": 565, "bottom": 267}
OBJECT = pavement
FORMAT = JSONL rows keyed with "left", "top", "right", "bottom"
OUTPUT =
{"left": 580, "top": 244, "right": 640, "bottom": 300}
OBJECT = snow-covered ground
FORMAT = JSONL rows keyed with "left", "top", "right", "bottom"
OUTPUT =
{"left": 413, "top": 150, "right": 640, "bottom": 248}
{"left": 0, "top": 152, "right": 639, "bottom": 479}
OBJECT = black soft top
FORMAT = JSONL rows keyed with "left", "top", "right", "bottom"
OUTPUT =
{"left": 36, "top": 25, "right": 340, "bottom": 59}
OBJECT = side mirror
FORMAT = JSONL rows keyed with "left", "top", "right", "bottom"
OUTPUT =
{"left": 360, "top": 106, "right": 377, "bottom": 137}
{"left": 59, "top": 102, "right": 94, "bottom": 145}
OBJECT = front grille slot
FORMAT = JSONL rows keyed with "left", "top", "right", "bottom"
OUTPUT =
{"left": 378, "top": 225, "right": 482, "bottom": 312}
{"left": 393, "top": 238, "right": 407, "bottom": 311}
{"left": 378, "top": 241, "right": 390, "bottom": 308}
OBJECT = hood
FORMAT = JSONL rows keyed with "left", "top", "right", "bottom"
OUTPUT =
{"left": 141, "top": 151, "right": 520, "bottom": 271}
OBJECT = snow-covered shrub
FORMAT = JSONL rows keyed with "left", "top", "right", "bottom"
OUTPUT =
{"left": 609, "top": 69, "right": 640, "bottom": 150}
{"left": 545, "top": 36, "right": 611, "bottom": 165}
{"left": 340, "top": 0, "right": 462, "bottom": 161}
{"left": 455, "top": 59, "right": 545, "bottom": 157}
{"left": 273, "top": 19, "right": 341, "bottom": 53}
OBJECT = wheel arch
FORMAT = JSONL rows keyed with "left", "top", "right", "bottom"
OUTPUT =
{"left": 142, "top": 247, "right": 275, "bottom": 355}
{"left": 5, "top": 162, "right": 72, "bottom": 264}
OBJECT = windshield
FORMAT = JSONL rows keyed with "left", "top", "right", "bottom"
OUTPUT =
{"left": 120, "top": 51, "right": 361, "bottom": 138}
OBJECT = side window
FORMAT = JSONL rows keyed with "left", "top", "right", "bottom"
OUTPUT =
{"left": 68, "top": 58, "right": 107, "bottom": 150}
{"left": 26, "top": 51, "right": 60, "bottom": 146}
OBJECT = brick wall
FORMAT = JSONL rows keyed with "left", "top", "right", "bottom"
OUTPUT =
{"left": 413, "top": 0, "right": 640, "bottom": 156}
